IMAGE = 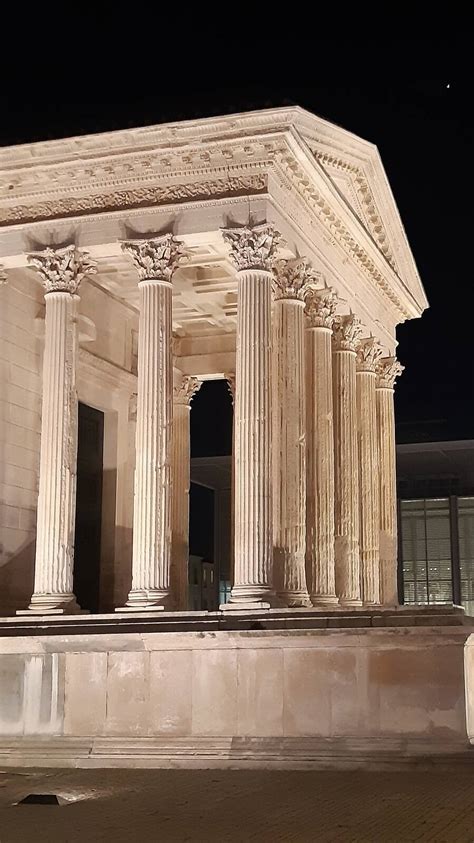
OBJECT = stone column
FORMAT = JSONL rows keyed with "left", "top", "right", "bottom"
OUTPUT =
{"left": 171, "top": 376, "right": 201, "bottom": 611}
{"left": 24, "top": 246, "right": 96, "bottom": 613}
{"left": 221, "top": 224, "right": 280, "bottom": 608}
{"left": 356, "top": 337, "right": 383, "bottom": 605}
{"left": 376, "top": 356, "right": 404, "bottom": 606}
{"left": 305, "top": 287, "right": 339, "bottom": 606}
{"left": 122, "top": 234, "right": 184, "bottom": 610}
{"left": 225, "top": 373, "right": 236, "bottom": 599}
{"left": 272, "top": 258, "right": 312, "bottom": 606}
{"left": 332, "top": 314, "right": 363, "bottom": 606}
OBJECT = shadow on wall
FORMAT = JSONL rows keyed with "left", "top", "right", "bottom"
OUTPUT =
{"left": 0, "top": 539, "right": 35, "bottom": 616}
{"left": 0, "top": 527, "right": 134, "bottom": 617}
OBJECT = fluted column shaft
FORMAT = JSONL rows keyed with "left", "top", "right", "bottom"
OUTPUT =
{"left": 306, "top": 325, "right": 338, "bottom": 604}
{"left": 221, "top": 223, "right": 280, "bottom": 608}
{"left": 171, "top": 377, "right": 201, "bottom": 611}
{"left": 356, "top": 339, "right": 382, "bottom": 604}
{"left": 231, "top": 269, "right": 273, "bottom": 604}
{"left": 31, "top": 293, "right": 79, "bottom": 608}
{"left": 24, "top": 246, "right": 96, "bottom": 614}
{"left": 272, "top": 292, "right": 309, "bottom": 605}
{"left": 121, "top": 234, "right": 185, "bottom": 610}
{"left": 377, "top": 387, "right": 397, "bottom": 605}
{"left": 333, "top": 316, "right": 363, "bottom": 606}
{"left": 376, "top": 357, "right": 403, "bottom": 605}
{"left": 129, "top": 278, "right": 173, "bottom": 606}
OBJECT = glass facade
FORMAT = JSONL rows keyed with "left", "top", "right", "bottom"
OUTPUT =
{"left": 399, "top": 496, "right": 474, "bottom": 616}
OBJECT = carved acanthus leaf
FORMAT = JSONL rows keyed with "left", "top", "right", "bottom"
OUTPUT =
{"left": 272, "top": 257, "right": 319, "bottom": 301}
{"left": 332, "top": 314, "right": 363, "bottom": 352}
{"left": 174, "top": 376, "right": 202, "bottom": 406}
{"left": 356, "top": 337, "right": 384, "bottom": 372}
{"left": 304, "top": 286, "right": 338, "bottom": 328}
{"left": 27, "top": 246, "right": 97, "bottom": 294}
{"left": 225, "top": 372, "right": 236, "bottom": 403}
{"left": 221, "top": 223, "right": 280, "bottom": 272}
{"left": 122, "top": 234, "right": 186, "bottom": 283}
{"left": 376, "top": 356, "right": 404, "bottom": 389}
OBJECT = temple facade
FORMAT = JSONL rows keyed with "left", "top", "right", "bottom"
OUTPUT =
{"left": 1, "top": 108, "right": 472, "bottom": 769}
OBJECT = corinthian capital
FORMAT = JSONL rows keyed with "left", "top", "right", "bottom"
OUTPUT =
{"left": 122, "top": 234, "right": 186, "bottom": 282}
{"left": 174, "top": 376, "right": 202, "bottom": 406}
{"left": 225, "top": 372, "right": 236, "bottom": 404}
{"left": 28, "top": 245, "right": 97, "bottom": 294}
{"left": 272, "top": 257, "right": 319, "bottom": 301}
{"left": 332, "top": 314, "right": 363, "bottom": 352}
{"left": 221, "top": 223, "right": 280, "bottom": 272}
{"left": 305, "top": 286, "right": 338, "bottom": 328}
{"left": 356, "top": 337, "right": 384, "bottom": 372}
{"left": 376, "top": 356, "right": 405, "bottom": 389}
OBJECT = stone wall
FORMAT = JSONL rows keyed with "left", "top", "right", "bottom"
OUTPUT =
{"left": 0, "top": 626, "right": 470, "bottom": 767}
{"left": 0, "top": 271, "right": 42, "bottom": 614}
{"left": 0, "top": 269, "right": 138, "bottom": 615}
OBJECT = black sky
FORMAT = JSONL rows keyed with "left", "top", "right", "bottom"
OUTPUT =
{"left": 2, "top": 32, "right": 472, "bottom": 449}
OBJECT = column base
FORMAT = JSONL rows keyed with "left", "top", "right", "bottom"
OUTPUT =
{"left": 276, "top": 590, "right": 312, "bottom": 608}
{"left": 339, "top": 598, "right": 364, "bottom": 608}
{"left": 310, "top": 594, "right": 340, "bottom": 607}
{"left": 120, "top": 589, "right": 168, "bottom": 611}
{"left": 17, "top": 593, "right": 82, "bottom": 615}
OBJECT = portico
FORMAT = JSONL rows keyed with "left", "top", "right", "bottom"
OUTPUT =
{"left": 3, "top": 108, "right": 468, "bottom": 769}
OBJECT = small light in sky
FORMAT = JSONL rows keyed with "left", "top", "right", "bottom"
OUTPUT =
{"left": 446, "top": 83, "right": 451, "bottom": 89}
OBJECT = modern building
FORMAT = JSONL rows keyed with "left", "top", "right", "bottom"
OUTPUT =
{"left": 397, "top": 439, "right": 474, "bottom": 615}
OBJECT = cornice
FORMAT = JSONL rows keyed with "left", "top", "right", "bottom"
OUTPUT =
{"left": 0, "top": 107, "right": 428, "bottom": 324}
{"left": 271, "top": 153, "right": 412, "bottom": 322}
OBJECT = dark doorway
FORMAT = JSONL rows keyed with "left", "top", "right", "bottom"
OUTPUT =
{"left": 74, "top": 402, "right": 104, "bottom": 612}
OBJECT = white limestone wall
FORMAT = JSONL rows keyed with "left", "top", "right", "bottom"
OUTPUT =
{"left": 0, "top": 628, "right": 468, "bottom": 753}
{"left": 0, "top": 271, "right": 43, "bottom": 614}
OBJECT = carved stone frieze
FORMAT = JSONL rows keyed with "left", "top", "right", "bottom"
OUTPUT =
{"left": 272, "top": 257, "right": 319, "bottom": 301}
{"left": 28, "top": 245, "right": 97, "bottom": 294}
{"left": 376, "top": 356, "right": 405, "bottom": 389}
{"left": 356, "top": 337, "right": 384, "bottom": 372}
{"left": 304, "top": 286, "right": 338, "bottom": 328}
{"left": 332, "top": 314, "right": 363, "bottom": 352}
{"left": 174, "top": 376, "right": 202, "bottom": 406}
{"left": 0, "top": 174, "right": 268, "bottom": 226}
{"left": 122, "top": 234, "right": 186, "bottom": 283}
{"left": 221, "top": 223, "right": 280, "bottom": 272}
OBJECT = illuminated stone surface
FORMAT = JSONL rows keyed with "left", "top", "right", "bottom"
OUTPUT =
{"left": 0, "top": 108, "right": 447, "bottom": 767}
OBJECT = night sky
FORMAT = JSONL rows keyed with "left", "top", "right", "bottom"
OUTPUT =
{"left": 2, "top": 38, "right": 472, "bottom": 452}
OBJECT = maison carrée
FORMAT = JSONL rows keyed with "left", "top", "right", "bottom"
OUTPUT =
{"left": 1, "top": 106, "right": 473, "bottom": 768}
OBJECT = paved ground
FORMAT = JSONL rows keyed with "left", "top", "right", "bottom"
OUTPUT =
{"left": 1, "top": 767, "right": 474, "bottom": 842}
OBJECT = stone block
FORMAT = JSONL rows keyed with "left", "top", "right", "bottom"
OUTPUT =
{"left": 0, "top": 654, "right": 24, "bottom": 734}
{"left": 192, "top": 648, "right": 237, "bottom": 736}
{"left": 105, "top": 651, "right": 149, "bottom": 736}
{"left": 237, "top": 648, "right": 283, "bottom": 736}
{"left": 64, "top": 652, "right": 107, "bottom": 736}
{"left": 369, "top": 645, "right": 466, "bottom": 737}
{"left": 149, "top": 650, "right": 192, "bottom": 735}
